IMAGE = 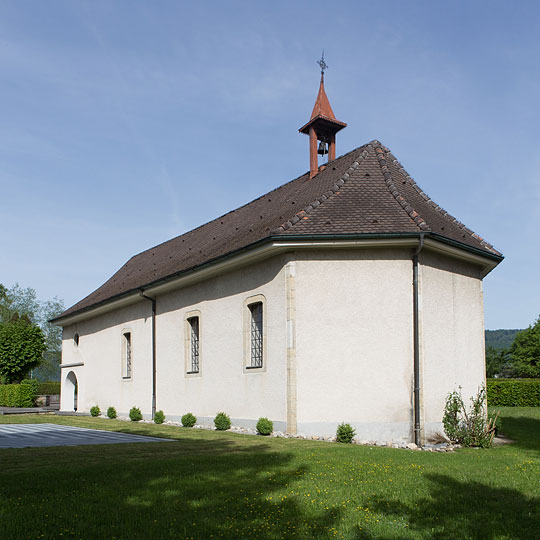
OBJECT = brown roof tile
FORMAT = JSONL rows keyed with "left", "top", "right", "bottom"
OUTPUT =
{"left": 57, "top": 140, "right": 501, "bottom": 320}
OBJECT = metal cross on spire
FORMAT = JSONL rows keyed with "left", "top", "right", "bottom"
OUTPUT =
{"left": 317, "top": 50, "right": 327, "bottom": 75}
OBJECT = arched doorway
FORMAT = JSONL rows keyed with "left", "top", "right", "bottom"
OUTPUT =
{"left": 65, "top": 371, "right": 78, "bottom": 412}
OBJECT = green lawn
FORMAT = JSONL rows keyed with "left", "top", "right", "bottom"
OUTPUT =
{"left": 1, "top": 408, "right": 539, "bottom": 539}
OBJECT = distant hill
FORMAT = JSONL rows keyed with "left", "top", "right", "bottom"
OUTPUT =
{"left": 485, "top": 329, "right": 523, "bottom": 350}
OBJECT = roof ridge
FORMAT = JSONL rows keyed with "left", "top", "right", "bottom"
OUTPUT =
{"left": 384, "top": 149, "right": 500, "bottom": 254}
{"left": 373, "top": 143, "right": 430, "bottom": 231}
{"left": 274, "top": 144, "right": 373, "bottom": 233}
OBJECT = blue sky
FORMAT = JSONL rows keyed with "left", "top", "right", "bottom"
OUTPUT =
{"left": 1, "top": 1, "right": 538, "bottom": 329}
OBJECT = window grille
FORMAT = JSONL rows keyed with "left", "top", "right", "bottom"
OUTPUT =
{"left": 188, "top": 317, "right": 200, "bottom": 373}
{"left": 249, "top": 302, "right": 263, "bottom": 368}
{"left": 123, "top": 332, "right": 132, "bottom": 379}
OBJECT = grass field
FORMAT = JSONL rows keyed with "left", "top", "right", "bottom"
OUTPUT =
{"left": 0, "top": 408, "right": 539, "bottom": 539}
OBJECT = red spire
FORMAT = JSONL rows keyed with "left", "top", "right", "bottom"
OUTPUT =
{"left": 309, "top": 73, "right": 337, "bottom": 121}
{"left": 299, "top": 58, "right": 347, "bottom": 179}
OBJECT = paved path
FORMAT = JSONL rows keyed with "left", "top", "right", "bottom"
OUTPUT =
{"left": 0, "top": 407, "right": 58, "bottom": 415}
{"left": 0, "top": 423, "right": 173, "bottom": 448}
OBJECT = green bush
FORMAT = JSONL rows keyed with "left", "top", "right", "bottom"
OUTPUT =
{"left": 129, "top": 406, "right": 143, "bottom": 422}
{"left": 181, "top": 412, "right": 197, "bottom": 427}
{"left": 336, "top": 423, "right": 356, "bottom": 443}
{"left": 443, "top": 386, "right": 499, "bottom": 448}
{"left": 154, "top": 410, "right": 165, "bottom": 424}
{"left": 90, "top": 405, "right": 100, "bottom": 417}
{"left": 0, "top": 380, "right": 37, "bottom": 407}
{"left": 442, "top": 390, "right": 463, "bottom": 442}
{"left": 256, "top": 417, "right": 273, "bottom": 436}
{"left": 18, "top": 379, "right": 38, "bottom": 407}
{"left": 0, "top": 384, "right": 18, "bottom": 406}
{"left": 0, "top": 380, "right": 38, "bottom": 407}
{"left": 487, "top": 379, "right": 540, "bottom": 406}
{"left": 37, "top": 381, "right": 61, "bottom": 395}
{"left": 214, "top": 412, "right": 231, "bottom": 431}
{"left": 106, "top": 406, "right": 117, "bottom": 419}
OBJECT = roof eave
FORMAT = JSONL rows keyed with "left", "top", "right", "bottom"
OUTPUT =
{"left": 421, "top": 234, "right": 503, "bottom": 277}
{"left": 51, "top": 232, "right": 502, "bottom": 326}
{"left": 298, "top": 115, "right": 347, "bottom": 135}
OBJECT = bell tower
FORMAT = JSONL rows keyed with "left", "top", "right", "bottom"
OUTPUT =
{"left": 299, "top": 53, "right": 347, "bottom": 178}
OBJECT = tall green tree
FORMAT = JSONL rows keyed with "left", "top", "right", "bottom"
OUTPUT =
{"left": 0, "top": 284, "right": 64, "bottom": 381}
{"left": 0, "top": 317, "right": 46, "bottom": 383}
{"left": 485, "top": 346, "right": 515, "bottom": 378}
{"left": 0, "top": 284, "right": 12, "bottom": 324}
{"left": 35, "top": 297, "right": 64, "bottom": 380}
{"left": 510, "top": 316, "right": 540, "bottom": 378}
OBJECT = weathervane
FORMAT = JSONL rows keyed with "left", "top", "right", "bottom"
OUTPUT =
{"left": 317, "top": 50, "right": 327, "bottom": 75}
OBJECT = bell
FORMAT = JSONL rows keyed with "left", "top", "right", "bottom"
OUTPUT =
{"left": 317, "top": 140, "right": 328, "bottom": 156}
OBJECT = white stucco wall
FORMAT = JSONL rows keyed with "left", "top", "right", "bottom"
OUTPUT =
{"left": 154, "top": 255, "right": 288, "bottom": 428}
{"left": 419, "top": 251, "right": 486, "bottom": 439}
{"left": 61, "top": 255, "right": 288, "bottom": 429}
{"left": 59, "top": 244, "right": 488, "bottom": 444}
{"left": 294, "top": 248, "right": 415, "bottom": 441}
{"left": 60, "top": 302, "right": 153, "bottom": 415}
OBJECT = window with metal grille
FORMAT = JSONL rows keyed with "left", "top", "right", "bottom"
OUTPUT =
{"left": 123, "top": 331, "right": 132, "bottom": 379}
{"left": 188, "top": 316, "right": 200, "bottom": 373}
{"left": 249, "top": 302, "right": 263, "bottom": 368}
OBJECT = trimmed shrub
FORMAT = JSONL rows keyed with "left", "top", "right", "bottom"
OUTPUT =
{"left": 336, "top": 423, "right": 356, "bottom": 443}
{"left": 90, "top": 405, "right": 101, "bottom": 417}
{"left": 487, "top": 378, "right": 540, "bottom": 406}
{"left": 129, "top": 406, "right": 143, "bottom": 422}
{"left": 37, "top": 381, "right": 61, "bottom": 395}
{"left": 0, "top": 384, "right": 18, "bottom": 406}
{"left": 443, "top": 386, "right": 499, "bottom": 448}
{"left": 154, "top": 410, "right": 165, "bottom": 424}
{"left": 256, "top": 417, "right": 273, "bottom": 436}
{"left": 181, "top": 412, "right": 197, "bottom": 427}
{"left": 18, "top": 379, "right": 38, "bottom": 407}
{"left": 214, "top": 412, "right": 231, "bottom": 431}
{"left": 0, "top": 380, "right": 38, "bottom": 407}
{"left": 107, "top": 406, "right": 117, "bottom": 419}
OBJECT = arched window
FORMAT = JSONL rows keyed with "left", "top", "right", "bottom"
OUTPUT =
{"left": 249, "top": 302, "right": 263, "bottom": 368}
{"left": 244, "top": 295, "right": 266, "bottom": 371}
{"left": 122, "top": 331, "right": 132, "bottom": 379}
{"left": 185, "top": 310, "right": 202, "bottom": 376}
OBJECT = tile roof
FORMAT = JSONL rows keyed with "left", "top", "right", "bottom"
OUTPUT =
{"left": 57, "top": 140, "right": 501, "bottom": 320}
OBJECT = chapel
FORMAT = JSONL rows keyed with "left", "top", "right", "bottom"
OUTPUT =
{"left": 54, "top": 62, "right": 502, "bottom": 444}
